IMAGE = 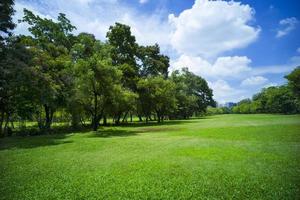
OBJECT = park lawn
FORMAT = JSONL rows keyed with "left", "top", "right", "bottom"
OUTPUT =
{"left": 0, "top": 114, "right": 300, "bottom": 199}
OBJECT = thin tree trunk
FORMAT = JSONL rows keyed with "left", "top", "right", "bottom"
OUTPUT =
{"left": 157, "top": 112, "right": 161, "bottom": 123}
{"left": 103, "top": 115, "right": 107, "bottom": 126}
{"left": 130, "top": 113, "right": 133, "bottom": 122}
{"left": 122, "top": 112, "right": 128, "bottom": 122}
{"left": 44, "top": 105, "right": 54, "bottom": 130}
{"left": 0, "top": 111, "right": 4, "bottom": 136}
{"left": 138, "top": 115, "right": 143, "bottom": 122}
{"left": 92, "top": 93, "right": 98, "bottom": 131}
{"left": 4, "top": 113, "right": 9, "bottom": 136}
{"left": 149, "top": 115, "right": 153, "bottom": 121}
{"left": 115, "top": 114, "right": 121, "bottom": 125}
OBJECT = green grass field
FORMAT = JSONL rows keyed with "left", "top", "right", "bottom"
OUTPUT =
{"left": 1, "top": 114, "right": 300, "bottom": 199}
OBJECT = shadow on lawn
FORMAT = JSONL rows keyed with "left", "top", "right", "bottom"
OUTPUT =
{"left": 117, "top": 118, "right": 202, "bottom": 128}
{"left": 0, "top": 134, "right": 72, "bottom": 150}
{"left": 0, "top": 118, "right": 205, "bottom": 150}
{"left": 90, "top": 129, "right": 140, "bottom": 138}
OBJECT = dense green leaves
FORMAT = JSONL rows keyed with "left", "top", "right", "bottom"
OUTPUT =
{"left": 0, "top": 0, "right": 15, "bottom": 41}
{"left": 285, "top": 66, "right": 300, "bottom": 100}
{"left": 171, "top": 68, "right": 215, "bottom": 118}
{"left": 1, "top": 9, "right": 216, "bottom": 134}
{"left": 233, "top": 85, "right": 299, "bottom": 114}
{"left": 137, "top": 76, "right": 177, "bottom": 122}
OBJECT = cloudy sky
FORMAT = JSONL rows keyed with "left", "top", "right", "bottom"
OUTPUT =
{"left": 13, "top": 0, "right": 300, "bottom": 103}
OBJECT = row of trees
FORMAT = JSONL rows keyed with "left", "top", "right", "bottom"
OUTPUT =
{"left": 0, "top": 1, "right": 215, "bottom": 136}
{"left": 232, "top": 67, "right": 300, "bottom": 114}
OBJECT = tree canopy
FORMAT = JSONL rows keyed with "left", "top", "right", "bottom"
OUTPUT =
{"left": 0, "top": 9, "right": 217, "bottom": 136}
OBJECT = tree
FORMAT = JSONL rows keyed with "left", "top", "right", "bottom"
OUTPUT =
{"left": 137, "top": 76, "right": 177, "bottom": 123}
{"left": 138, "top": 44, "right": 169, "bottom": 78}
{"left": 0, "top": 0, "right": 15, "bottom": 42}
{"left": 106, "top": 23, "right": 138, "bottom": 90}
{"left": 233, "top": 86, "right": 299, "bottom": 114}
{"left": 285, "top": 66, "right": 300, "bottom": 100}
{"left": 0, "top": 36, "right": 32, "bottom": 136}
{"left": 171, "top": 68, "right": 215, "bottom": 118}
{"left": 262, "top": 86, "right": 298, "bottom": 114}
{"left": 232, "top": 99, "right": 252, "bottom": 113}
{"left": 72, "top": 33, "right": 123, "bottom": 130}
{"left": 107, "top": 86, "right": 137, "bottom": 124}
{"left": 20, "top": 9, "right": 76, "bottom": 130}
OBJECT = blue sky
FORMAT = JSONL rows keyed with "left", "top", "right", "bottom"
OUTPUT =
{"left": 13, "top": 0, "right": 300, "bottom": 103}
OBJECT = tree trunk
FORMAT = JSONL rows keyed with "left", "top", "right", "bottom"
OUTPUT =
{"left": 92, "top": 115, "right": 99, "bottom": 131}
{"left": 157, "top": 112, "right": 161, "bottom": 123}
{"left": 92, "top": 93, "right": 98, "bottom": 131}
{"left": 138, "top": 115, "right": 143, "bottom": 122}
{"left": 3, "top": 113, "right": 10, "bottom": 136}
{"left": 115, "top": 115, "right": 121, "bottom": 125}
{"left": 71, "top": 110, "right": 80, "bottom": 129}
{"left": 0, "top": 111, "right": 4, "bottom": 137}
{"left": 44, "top": 104, "right": 53, "bottom": 130}
{"left": 122, "top": 112, "right": 128, "bottom": 122}
{"left": 149, "top": 115, "right": 153, "bottom": 121}
{"left": 130, "top": 113, "right": 133, "bottom": 122}
{"left": 103, "top": 115, "right": 107, "bottom": 126}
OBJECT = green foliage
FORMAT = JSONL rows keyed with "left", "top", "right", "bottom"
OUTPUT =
{"left": 233, "top": 85, "right": 299, "bottom": 114}
{"left": 19, "top": 10, "right": 76, "bottom": 129}
{"left": 138, "top": 44, "right": 169, "bottom": 78}
{"left": 285, "top": 66, "right": 300, "bottom": 100}
{"left": 0, "top": 36, "right": 32, "bottom": 136}
{"left": 137, "top": 76, "right": 177, "bottom": 122}
{"left": 206, "top": 106, "right": 232, "bottom": 115}
{"left": 107, "top": 23, "right": 138, "bottom": 90}
{"left": 1, "top": 10, "right": 215, "bottom": 133}
{"left": 72, "top": 35, "right": 122, "bottom": 130}
{"left": 171, "top": 68, "right": 215, "bottom": 118}
{"left": 0, "top": 0, "right": 15, "bottom": 41}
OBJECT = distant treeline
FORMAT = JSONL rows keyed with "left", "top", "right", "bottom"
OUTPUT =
{"left": 207, "top": 67, "right": 300, "bottom": 115}
{"left": 0, "top": 1, "right": 215, "bottom": 136}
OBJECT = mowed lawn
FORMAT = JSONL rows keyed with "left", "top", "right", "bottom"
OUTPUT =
{"left": 0, "top": 114, "right": 300, "bottom": 200}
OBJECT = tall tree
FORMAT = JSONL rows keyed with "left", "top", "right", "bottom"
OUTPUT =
{"left": 106, "top": 23, "right": 138, "bottom": 90}
{"left": 0, "top": 36, "right": 32, "bottom": 136}
{"left": 72, "top": 33, "right": 123, "bottom": 130}
{"left": 20, "top": 9, "right": 76, "bottom": 130}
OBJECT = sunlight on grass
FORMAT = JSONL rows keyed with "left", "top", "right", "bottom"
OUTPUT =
{"left": 0, "top": 114, "right": 300, "bottom": 199}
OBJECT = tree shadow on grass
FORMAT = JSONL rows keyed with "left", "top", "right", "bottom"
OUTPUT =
{"left": 0, "top": 118, "right": 208, "bottom": 150}
{"left": 0, "top": 134, "right": 73, "bottom": 151}
{"left": 116, "top": 118, "right": 202, "bottom": 128}
{"left": 89, "top": 129, "right": 140, "bottom": 138}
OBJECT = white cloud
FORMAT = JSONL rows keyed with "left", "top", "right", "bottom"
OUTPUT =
{"left": 252, "top": 57, "right": 300, "bottom": 75}
{"left": 276, "top": 17, "right": 298, "bottom": 38}
{"left": 208, "top": 80, "right": 246, "bottom": 103}
{"left": 241, "top": 76, "right": 268, "bottom": 86}
{"left": 14, "top": 0, "right": 170, "bottom": 48}
{"left": 168, "top": 0, "right": 260, "bottom": 58}
{"left": 172, "top": 54, "right": 251, "bottom": 79}
{"left": 263, "top": 82, "right": 278, "bottom": 88}
{"left": 139, "top": 0, "right": 148, "bottom": 4}
{"left": 171, "top": 54, "right": 300, "bottom": 103}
